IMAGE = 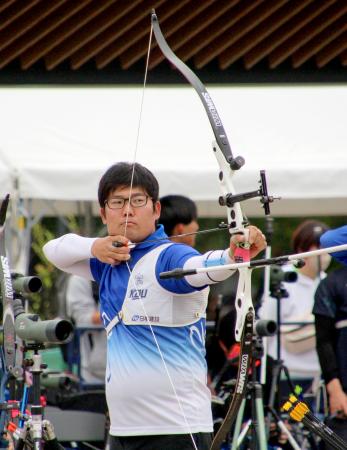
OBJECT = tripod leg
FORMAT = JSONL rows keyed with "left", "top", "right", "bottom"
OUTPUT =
{"left": 254, "top": 384, "right": 267, "bottom": 450}
{"left": 231, "top": 398, "right": 246, "bottom": 450}
{"left": 235, "top": 419, "right": 252, "bottom": 449}
{"left": 268, "top": 361, "right": 282, "bottom": 412}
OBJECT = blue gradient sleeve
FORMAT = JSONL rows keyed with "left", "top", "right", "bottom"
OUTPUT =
{"left": 90, "top": 257, "right": 105, "bottom": 283}
{"left": 155, "top": 244, "right": 205, "bottom": 294}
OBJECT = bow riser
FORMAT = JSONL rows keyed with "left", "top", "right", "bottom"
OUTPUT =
{"left": 213, "top": 142, "right": 245, "bottom": 232}
{"left": 213, "top": 141, "right": 254, "bottom": 342}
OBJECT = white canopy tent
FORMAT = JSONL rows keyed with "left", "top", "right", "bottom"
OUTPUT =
{"left": 0, "top": 85, "right": 347, "bottom": 219}
{"left": 0, "top": 159, "right": 11, "bottom": 195}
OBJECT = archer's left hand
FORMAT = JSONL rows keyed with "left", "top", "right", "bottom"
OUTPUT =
{"left": 230, "top": 225, "right": 266, "bottom": 260}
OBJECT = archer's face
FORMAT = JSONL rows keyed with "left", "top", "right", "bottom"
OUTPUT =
{"left": 100, "top": 186, "right": 161, "bottom": 242}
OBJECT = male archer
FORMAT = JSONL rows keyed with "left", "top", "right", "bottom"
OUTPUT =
{"left": 43, "top": 162, "right": 266, "bottom": 450}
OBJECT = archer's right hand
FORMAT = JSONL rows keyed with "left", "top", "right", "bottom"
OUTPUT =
{"left": 91, "top": 236, "right": 131, "bottom": 265}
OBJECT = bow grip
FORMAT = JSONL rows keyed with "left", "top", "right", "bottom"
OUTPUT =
{"left": 233, "top": 229, "right": 250, "bottom": 263}
{"left": 234, "top": 244, "right": 250, "bottom": 263}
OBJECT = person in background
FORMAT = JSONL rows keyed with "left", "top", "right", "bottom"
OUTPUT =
{"left": 258, "top": 220, "right": 330, "bottom": 379}
{"left": 66, "top": 275, "right": 107, "bottom": 384}
{"left": 313, "top": 225, "right": 347, "bottom": 448}
{"left": 159, "top": 194, "right": 199, "bottom": 247}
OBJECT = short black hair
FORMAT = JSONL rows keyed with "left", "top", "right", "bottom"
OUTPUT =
{"left": 98, "top": 162, "right": 159, "bottom": 207}
{"left": 159, "top": 195, "right": 197, "bottom": 236}
{"left": 291, "top": 220, "right": 330, "bottom": 253}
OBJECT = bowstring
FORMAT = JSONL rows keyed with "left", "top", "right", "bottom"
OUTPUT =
{"left": 123, "top": 20, "right": 152, "bottom": 236}
{"left": 122, "top": 22, "right": 198, "bottom": 449}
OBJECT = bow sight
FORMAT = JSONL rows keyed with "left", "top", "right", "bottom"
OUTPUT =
{"left": 218, "top": 170, "right": 280, "bottom": 216}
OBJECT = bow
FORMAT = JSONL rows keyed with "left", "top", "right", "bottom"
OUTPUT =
{"left": 0, "top": 195, "right": 16, "bottom": 373}
{"left": 151, "top": 11, "right": 273, "bottom": 449}
{"left": 0, "top": 195, "right": 18, "bottom": 439}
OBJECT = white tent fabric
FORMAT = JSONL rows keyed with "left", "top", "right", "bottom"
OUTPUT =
{"left": 0, "top": 159, "right": 11, "bottom": 195}
{"left": 0, "top": 85, "right": 346, "bottom": 217}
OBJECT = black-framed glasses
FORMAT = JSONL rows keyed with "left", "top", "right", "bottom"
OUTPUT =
{"left": 105, "top": 194, "right": 151, "bottom": 210}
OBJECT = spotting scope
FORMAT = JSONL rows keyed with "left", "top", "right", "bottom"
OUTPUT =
{"left": 11, "top": 272, "right": 42, "bottom": 295}
{"left": 254, "top": 319, "right": 277, "bottom": 337}
{"left": 270, "top": 265, "right": 297, "bottom": 286}
{"left": 13, "top": 299, "right": 73, "bottom": 344}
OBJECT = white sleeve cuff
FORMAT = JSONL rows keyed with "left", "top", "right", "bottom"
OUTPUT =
{"left": 183, "top": 248, "right": 236, "bottom": 287}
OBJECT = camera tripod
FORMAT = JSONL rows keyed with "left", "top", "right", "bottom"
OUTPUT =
{"left": 10, "top": 343, "right": 65, "bottom": 450}
{"left": 227, "top": 335, "right": 300, "bottom": 450}
{"left": 265, "top": 278, "right": 298, "bottom": 415}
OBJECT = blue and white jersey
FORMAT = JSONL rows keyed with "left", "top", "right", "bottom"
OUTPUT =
{"left": 90, "top": 225, "right": 213, "bottom": 436}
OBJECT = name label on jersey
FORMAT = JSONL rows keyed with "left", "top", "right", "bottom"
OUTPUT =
{"left": 131, "top": 314, "right": 160, "bottom": 323}
{"left": 129, "top": 289, "right": 148, "bottom": 300}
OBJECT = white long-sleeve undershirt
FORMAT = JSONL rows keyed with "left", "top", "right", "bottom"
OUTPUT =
{"left": 43, "top": 234, "right": 96, "bottom": 280}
